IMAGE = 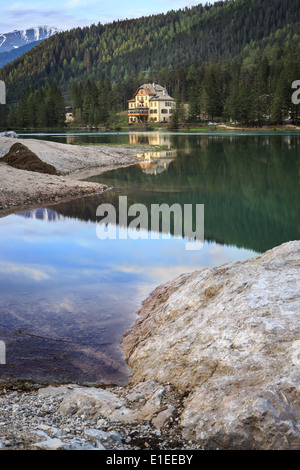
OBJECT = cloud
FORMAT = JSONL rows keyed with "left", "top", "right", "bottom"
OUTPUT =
{"left": 0, "top": 0, "right": 216, "bottom": 32}
{"left": 0, "top": 261, "right": 51, "bottom": 281}
{"left": 0, "top": 1, "right": 92, "bottom": 32}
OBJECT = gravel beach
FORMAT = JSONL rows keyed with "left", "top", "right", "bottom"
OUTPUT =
{"left": 0, "top": 136, "right": 141, "bottom": 217}
{"left": 0, "top": 382, "right": 193, "bottom": 451}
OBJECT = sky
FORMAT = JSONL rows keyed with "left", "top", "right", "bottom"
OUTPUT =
{"left": 0, "top": 1, "right": 216, "bottom": 33}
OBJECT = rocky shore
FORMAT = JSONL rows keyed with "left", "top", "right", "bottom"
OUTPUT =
{"left": 0, "top": 241, "right": 299, "bottom": 450}
{"left": 0, "top": 136, "right": 141, "bottom": 217}
{"left": 0, "top": 381, "right": 193, "bottom": 451}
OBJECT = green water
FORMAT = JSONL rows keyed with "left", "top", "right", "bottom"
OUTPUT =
{"left": 68, "top": 132, "right": 300, "bottom": 254}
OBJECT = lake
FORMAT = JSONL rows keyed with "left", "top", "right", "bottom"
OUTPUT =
{"left": 0, "top": 131, "right": 299, "bottom": 385}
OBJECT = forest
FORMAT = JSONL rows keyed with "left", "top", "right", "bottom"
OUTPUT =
{"left": 0, "top": 0, "right": 300, "bottom": 128}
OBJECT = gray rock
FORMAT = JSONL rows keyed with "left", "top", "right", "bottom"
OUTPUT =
{"left": 85, "top": 428, "right": 122, "bottom": 446}
{"left": 3, "top": 242, "right": 298, "bottom": 451}
{"left": 33, "top": 438, "right": 64, "bottom": 450}
{"left": 0, "top": 131, "right": 19, "bottom": 138}
{"left": 121, "top": 241, "right": 300, "bottom": 450}
{"left": 64, "top": 437, "right": 103, "bottom": 450}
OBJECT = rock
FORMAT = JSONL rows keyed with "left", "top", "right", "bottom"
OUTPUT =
{"left": 0, "top": 131, "right": 19, "bottom": 138}
{"left": 33, "top": 438, "right": 64, "bottom": 450}
{"left": 96, "top": 418, "right": 108, "bottom": 428}
{"left": 55, "top": 386, "right": 133, "bottom": 422}
{"left": 152, "top": 405, "right": 176, "bottom": 430}
{"left": 84, "top": 429, "right": 123, "bottom": 446}
{"left": 40, "top": 381, "right": 177, "bottom": 428}
{"left": 1, "top": 142, "right": 59, "bottom": 175}
{"left": 1, "top": 241, "right": 298, "bottom": 450}
{"left": 64, "top": 438, "right": 103, "bottom": 451}
{"left": 121, "top": 241, "right": 300, "bottom": 450}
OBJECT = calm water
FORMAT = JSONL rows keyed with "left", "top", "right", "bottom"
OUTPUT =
{"left": 0, "top": 131, "right": 299, "bottom": 385}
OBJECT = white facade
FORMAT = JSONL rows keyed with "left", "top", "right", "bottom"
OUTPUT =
{"left": 128, "top": 83, "right": 175, "bottom": 123}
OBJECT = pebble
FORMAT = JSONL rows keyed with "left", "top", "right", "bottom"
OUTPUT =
{"left": 0, "top": 383, "right": 195, "bottom": 451}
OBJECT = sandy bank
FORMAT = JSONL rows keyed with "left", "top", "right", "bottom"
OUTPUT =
{"left": 0, "top": 137, "right": 141, "bottom": 217}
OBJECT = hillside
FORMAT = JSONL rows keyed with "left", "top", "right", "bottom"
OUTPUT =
{"left": 0, "top": 41, "right": 41, "bottom": 68}
{"left": 1, "top": 0, "right": 300, "bottom": 104}
{"left": 1, "top": 0, "right": 300, "bottom": 129}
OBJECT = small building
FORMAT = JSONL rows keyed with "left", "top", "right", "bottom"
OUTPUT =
{"left": 65, "top": 106, "right": 74, "bottom": 123}
{"left": 128, "top": 83, "right": 175, "bottom": 123}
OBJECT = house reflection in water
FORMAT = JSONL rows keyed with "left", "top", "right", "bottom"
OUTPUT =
{"left": 137, "top": 150, "right": 176, "bottom": 175}
{"left": 128, "top": 133, "right": 172, "bottom": 149}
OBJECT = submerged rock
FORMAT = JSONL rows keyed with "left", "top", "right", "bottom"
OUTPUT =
{"left": 121, "top": 241, "right": 300, "bottom": 450}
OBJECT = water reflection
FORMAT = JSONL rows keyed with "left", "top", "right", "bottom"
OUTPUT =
{"left": 128, "top": 133, "right": 173, "bottom": 148}
{"left": 0, "top": 132, "right": 299, "bottom": 385}
{"left": 137, "top": 150, "right": 176, "bottom": 175}
{"left": 85, "top": 135, "right": 300, "bottom": 254}
{"left": 0, "top": 209, "right": 255, "bottom": 385}
{"left": 20, "top": 208, "right": 65, "bottom": 222}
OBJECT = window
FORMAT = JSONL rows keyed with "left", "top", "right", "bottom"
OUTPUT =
{"left": 161, "top": 109, "right": 168, "bottom": 114}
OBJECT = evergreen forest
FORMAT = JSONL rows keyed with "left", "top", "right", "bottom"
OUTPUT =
{"left": 1, "top": 0, "right": 300, "bottom": 128}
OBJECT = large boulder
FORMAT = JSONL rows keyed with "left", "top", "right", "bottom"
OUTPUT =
{"left": 121, "top": 241, "right": 300, "bottom": 450}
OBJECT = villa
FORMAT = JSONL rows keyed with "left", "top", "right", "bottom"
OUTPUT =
{"left": 128, "top": 83, "right": 175, "bottom": 123}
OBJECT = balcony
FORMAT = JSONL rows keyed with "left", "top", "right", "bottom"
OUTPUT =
{"left": 128, "top": 108, "right": 149, "bottom": 116}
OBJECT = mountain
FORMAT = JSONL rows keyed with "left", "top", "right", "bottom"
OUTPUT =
{"left": 0, "top": 26, "right": 59, "bottom": 53}
{"left": 1, "top": 0, "right": 300, "bottom": 128}
{"left": 1, "top": 0, "right": 299, "bottom": 105}
{"left": 0, "top": 41, "right": 41, "bottom": 68}
{"left": 0, "top": 26, "right": 59, "bottom": 68}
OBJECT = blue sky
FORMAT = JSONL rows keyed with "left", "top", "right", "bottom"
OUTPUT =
{"left": 0, "top": 1, "right": 216, "bottom": 33}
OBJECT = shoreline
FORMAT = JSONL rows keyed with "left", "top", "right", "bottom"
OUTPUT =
{"left": 6, "top": 123, "right": 300, "bottom": 132}
{"left": 1, "top": 136, "right": 299, "bottom": 451}
{"left": 0, "top": 241, "right": 299, "bottom": 451}
{"left": 0, "top": 136, "right": 142, "bottom": 218}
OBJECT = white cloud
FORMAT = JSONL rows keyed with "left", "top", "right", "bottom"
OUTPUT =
{"left": 0, "top": 261, "right": 51, "bottom": 281}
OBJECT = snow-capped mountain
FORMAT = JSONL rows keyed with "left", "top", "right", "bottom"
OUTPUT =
{"left": 0, "top": 26, "right": 59, "bottom": 54}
